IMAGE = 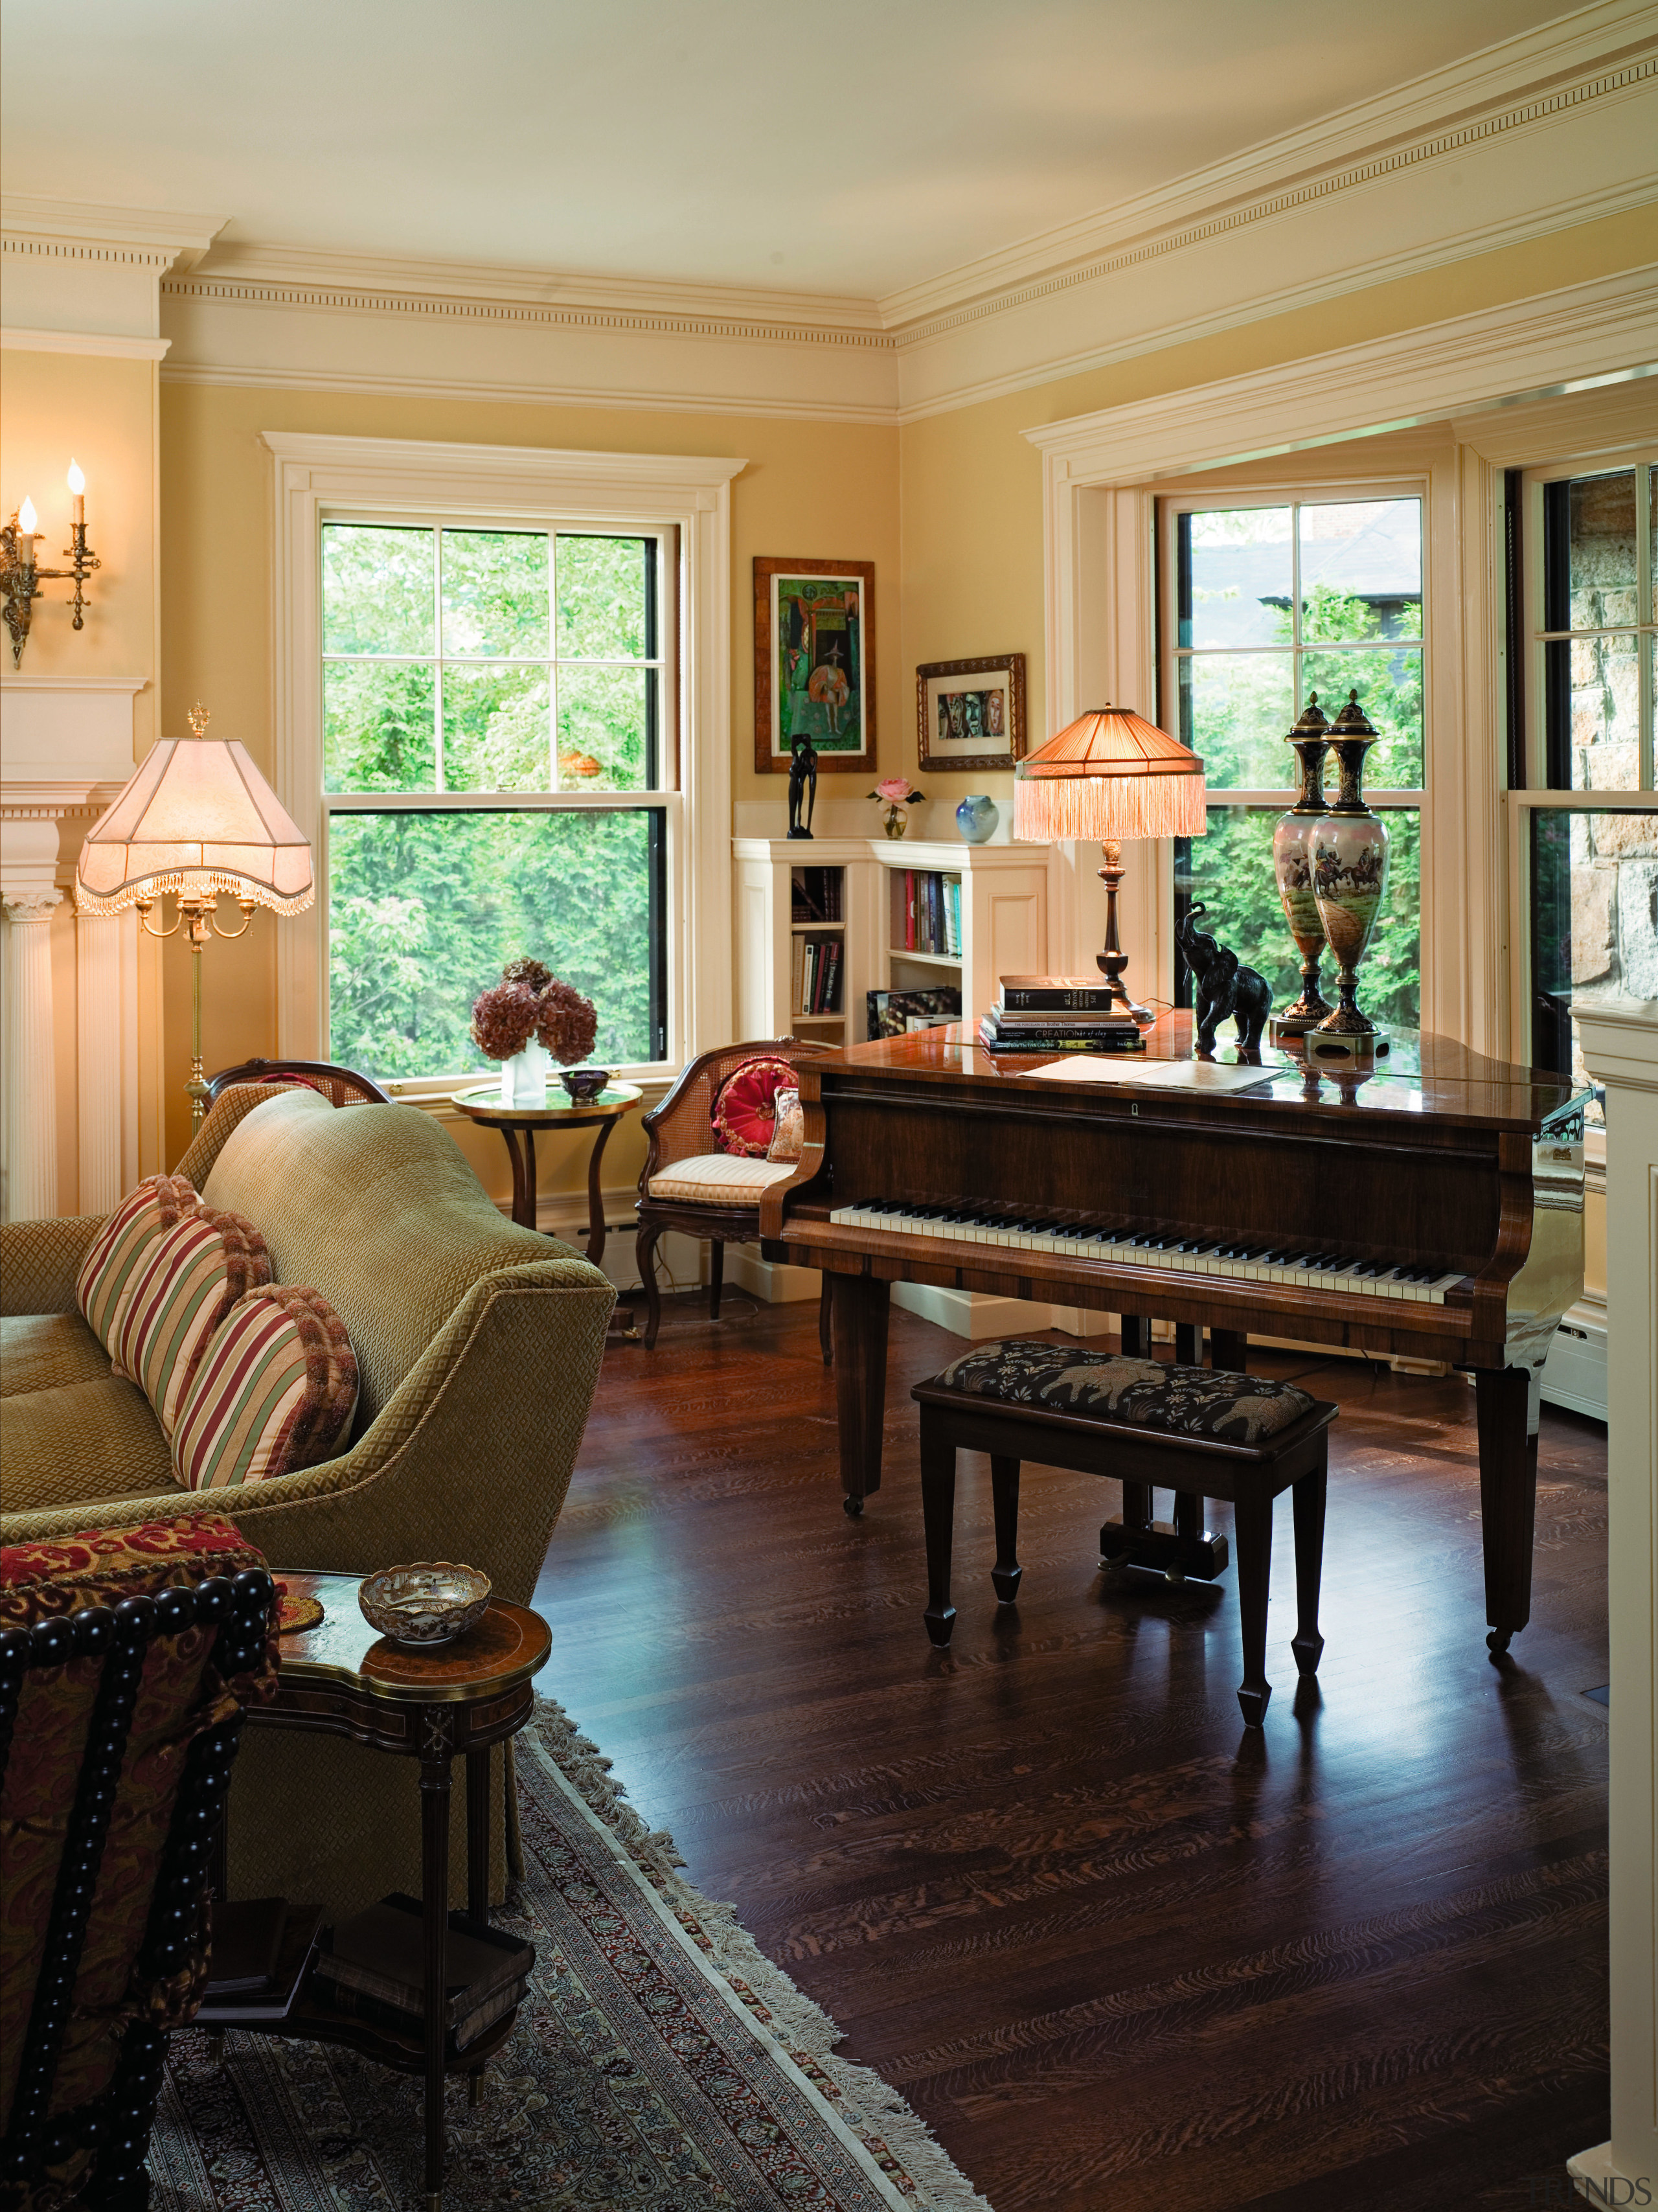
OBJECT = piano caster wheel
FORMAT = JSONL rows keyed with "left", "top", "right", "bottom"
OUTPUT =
{"left": 1164, "top": 1565, "right": 1186, "bottom": 1586}
{"left": 843, "top": 1495, "right": 864, "bottom": 1518}
{"left": 1486, "top": 1627, "right": 1513, "bottom": 1655}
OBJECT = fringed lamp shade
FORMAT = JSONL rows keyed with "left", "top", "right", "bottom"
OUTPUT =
{"left": 1012, "top": 707, "right": 1207, "bottom": 843}
{"left": 75, "top": 736, "right": 313, "bottom": 915}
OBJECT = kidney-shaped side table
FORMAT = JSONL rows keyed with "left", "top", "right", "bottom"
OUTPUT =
{"left": 238, "top": 1571, "right": 551, "bottom": 2211}
{"left": 451, "top": 1081, "right": 642, "bottom": 1259}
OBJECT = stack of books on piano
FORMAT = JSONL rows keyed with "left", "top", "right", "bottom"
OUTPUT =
{"left": 978, "top": 976, "right": 1146, "bottom": 1054}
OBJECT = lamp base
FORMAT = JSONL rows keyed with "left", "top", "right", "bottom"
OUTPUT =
{"left": 1096, "top": 841, "right": 1155, "bottom": 1029}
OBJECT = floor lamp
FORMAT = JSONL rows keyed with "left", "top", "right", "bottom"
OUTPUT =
{"left": 1012, "top": 705, "right": 1207, "bottom": 1023}
{"left": 74, "top": 706, "right": 313, "bottom": 1123}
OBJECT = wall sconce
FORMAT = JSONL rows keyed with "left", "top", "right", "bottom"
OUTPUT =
{"left": 1, "top": 459, "right": 101, "bottom": 666}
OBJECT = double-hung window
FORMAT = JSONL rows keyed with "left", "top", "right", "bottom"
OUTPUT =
{"left": 1160, "top": 492, "right": 1425, "bottom": 1027}
{"left": 1512, "top": 453, "right": 1657, "bottom": 1100}
{"left": 320, "top": 520, "right": 672, "bottom": 1082}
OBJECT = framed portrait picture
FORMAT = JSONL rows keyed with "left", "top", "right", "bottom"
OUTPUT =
{"left": 916, "top": 653, "right": 1026, "bottom": 773}
{"left": 755, "top": 558, "right": 876, "bottom": 775}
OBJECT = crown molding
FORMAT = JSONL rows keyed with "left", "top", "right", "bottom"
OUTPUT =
{"left": 1023, "top": 267, "right": 1658, "bottom": 483}
{"left": 894, "top": 176, "right": 1657, "bottom": 424}
{"left": 879, "top": 1, "right": 1658, "bottom": 337}
{"left": 183, "top": 240, "right": 887, "bottom": 337}
{"left": 1, "top": 196, "right": 226, "bottom": 271}
{"left": 0, "top": 326, "right": 171, "bottom": 359}
{"left": 159, "top": 356, "right": 896, "bottom": 427}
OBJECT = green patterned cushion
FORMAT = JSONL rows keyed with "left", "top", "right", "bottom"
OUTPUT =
{"left": 116, "top": 1210, "right": 273, "bottom": 1434}
{"left": 931, "top": 1339, "right": 1318, "bottom": 1446}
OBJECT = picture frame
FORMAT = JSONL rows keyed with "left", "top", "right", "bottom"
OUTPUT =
{"left": 866, "top": 986, "right": 962, "bottom": 1042}
{"left": 754, "top": 558, "right": 876, "bottom": 775}
{"left": 916, "top": 652, "right": 1027, "bottom": 773}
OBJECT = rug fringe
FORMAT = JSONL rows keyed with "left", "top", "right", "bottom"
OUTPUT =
{"left": 528, "top": 1696, "right": 996, "bottom": 2212}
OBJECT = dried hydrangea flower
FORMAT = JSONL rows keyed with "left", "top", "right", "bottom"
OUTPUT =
{"left": 535, "top": 979, "right": 599, "bottom": 1066}
{"left": 503, "top": 957, "right": 554, "bottom": 994}
{"left": 470, "top": 980, "right": 541, "bottom": 1062}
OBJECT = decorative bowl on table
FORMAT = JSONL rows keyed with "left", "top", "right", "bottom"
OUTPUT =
{"left": 559, "top": 1067, "right": 611, "bottom": 1104}
{"left": 358, "top": 1562, "right": 492, "bottom": 1648}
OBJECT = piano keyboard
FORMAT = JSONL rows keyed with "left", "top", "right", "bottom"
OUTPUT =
{"left": 829, "top": 1200, "right": 1467, "bottom": 1305}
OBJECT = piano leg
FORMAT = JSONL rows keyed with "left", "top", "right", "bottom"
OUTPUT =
{"left": 832, "top": 1271, "right": 889, "bottom": 1517}
{"left": 1120, "top": 1315, "right": 1150, "bottom": 1358}
{"left": 1233, "top": 1490, "right": 1274, "bottom": 1727}
{"left": 1210, "top": 1328, "right": 1247, "bottom": 1373}
{"left": 990, "top": 1457, "right": 1022, "bottom": 1602}
{"left": 1174, "top": 1322, "right": 1201, "bottom": 1364}
{"left": 919, "top": 1425, "right": 957, "bottom": 1645}
{"left": 1474, "top": 1364, "right": 1541, "bottom": 1653}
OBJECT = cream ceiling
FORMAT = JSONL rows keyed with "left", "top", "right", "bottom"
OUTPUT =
{"left": 0, "top": 0, "right": 1585, "bottom": 301}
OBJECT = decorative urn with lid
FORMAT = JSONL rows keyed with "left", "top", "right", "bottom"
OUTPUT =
{"left": 1310, "top": 690, "right": 1391, "bottom": 1051}
{"left": 1269, "top": 693, "right": 1333, "bottom": 1040}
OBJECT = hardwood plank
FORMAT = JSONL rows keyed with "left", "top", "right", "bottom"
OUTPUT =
{"left": 536, "top": 1294, "right": 1609, "bottom": 2211}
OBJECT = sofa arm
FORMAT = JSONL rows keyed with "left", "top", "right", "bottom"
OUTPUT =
{"left": 1, "top": 1216, "right": 106, "bottom": 1317}
{"left": 1, "top": 1254, "right": 617, "bottom": 1602}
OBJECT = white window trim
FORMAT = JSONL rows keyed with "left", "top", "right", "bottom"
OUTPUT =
{"left": 1023, "top": 271, "right": 1658, "bottom": 1059}
{"left": 262, "top": 430, "right": 744, "bottom": 1087}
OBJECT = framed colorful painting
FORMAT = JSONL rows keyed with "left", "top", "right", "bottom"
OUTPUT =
{"left": 754, "top": 558, "right": 876, "bottom": 774}
{"left": 916, "top": 652, "right": 1026, "bottom": 773}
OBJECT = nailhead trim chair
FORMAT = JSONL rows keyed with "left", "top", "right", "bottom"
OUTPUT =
{"left": 635, "top": 1038, "right": 833, "bottom": 1356}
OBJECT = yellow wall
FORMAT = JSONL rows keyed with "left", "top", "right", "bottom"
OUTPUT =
{"left": 896, "top": 204, "right": 1658, "bottom": 834}
{"left": 158, "top": 380, "right": 899, "bottom": 1188}
{"left": 0, "top": 349, "right": 159, "bottom": 748}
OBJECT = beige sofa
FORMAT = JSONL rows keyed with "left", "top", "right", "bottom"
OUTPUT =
{"left": 1, "top": 1083, "right": 616, "bottom": 1913}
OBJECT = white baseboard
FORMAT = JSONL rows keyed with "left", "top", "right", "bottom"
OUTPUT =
{"left": 723, "top": 1246, "right": 821, "bottom": 1305}
{"left": 1540, "top": 1302, "right": 1609, "bottom": 1422}
{"left": 1567, "top": 2140, "right": 1645, "bottom": 2202}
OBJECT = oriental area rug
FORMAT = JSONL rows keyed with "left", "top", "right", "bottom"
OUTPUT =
{"left": 150, "top": 1700, "right": 992, "bottom": 2212}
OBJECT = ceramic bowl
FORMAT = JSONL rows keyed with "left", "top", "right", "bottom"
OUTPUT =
{"left": 560, "top": 1067, "right": 611, "bottom": 1104}
{"left": 358, "top": 1562, "right": 492, "bottom": 1648}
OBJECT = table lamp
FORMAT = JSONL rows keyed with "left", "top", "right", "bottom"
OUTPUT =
{"left": 1012, "top": 705, "right": 1207, "bottom": 1024}
{"left": 74, "top": 705, "right": 313, "bottom": 1123}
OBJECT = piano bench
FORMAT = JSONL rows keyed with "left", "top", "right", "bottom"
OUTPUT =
{"left": 910, "top": 1340, "right": 1339, "bottom": 1727}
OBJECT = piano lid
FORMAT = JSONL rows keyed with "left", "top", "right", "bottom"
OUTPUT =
{"left": 819, "top": 1014, "right": 1588, "bottom": 1135}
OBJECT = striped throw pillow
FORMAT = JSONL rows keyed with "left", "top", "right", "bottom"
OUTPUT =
{"left": 117, "top": 1209, "right": 272, "bottom": 1435}
{"left": 173, "top": 1286, "right": 358, "bottom": 1491}
{"left": 76, "top": 1175, "right": 201, "bottom": 1353}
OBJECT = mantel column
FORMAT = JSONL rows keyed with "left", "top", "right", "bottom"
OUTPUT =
{"left": 1, "top": 890, "right": 62, "bottom": 1221}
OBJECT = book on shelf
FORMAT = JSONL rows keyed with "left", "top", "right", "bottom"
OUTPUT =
{"left": 791, "top": 866, "right": 842, "bottom": 923}
{"left": 998, "top": 976, "right": 1133, "bottom": 1013}
{"left": 978, "top": 1018, "right": 1146, "bottom": 1055}
{"left": 196, "top": 1901, "right": 322, "bottom": 2027}
{"left": 311, "top": 1893, "right": 535, "bottom": 2054}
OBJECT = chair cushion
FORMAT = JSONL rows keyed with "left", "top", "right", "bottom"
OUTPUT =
{"left": 0, "top": 1310, "right": 110, "bottom": 1397}
{"left": 0, "top": 1373, "right": 181, "bottom": 1517}
{"left": 929, "top": 1339, "right": 1319, "bottom": 1446}
{"left": 710, "top": 1055, "right": 796, "bottom": 1157}
{"left": 117, "top": 1209, "right": 273, "bottom": 1435}
{"left": 74, "top": 1174, "right": 201, "bottom": 1352}
{"left": 648, "top": 1153, "right": 799, "bottom": 1205}
{"left": 174, "top": 1284, "right": 359, "bottom": 1491}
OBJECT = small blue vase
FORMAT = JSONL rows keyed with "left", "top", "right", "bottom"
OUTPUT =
{"left": 955, "top": 793, "right": 999, "bottom": 845}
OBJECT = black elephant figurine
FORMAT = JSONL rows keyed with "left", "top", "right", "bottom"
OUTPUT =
{"left": 1176, "top": 903, "right": 1273, "bottom": 1055}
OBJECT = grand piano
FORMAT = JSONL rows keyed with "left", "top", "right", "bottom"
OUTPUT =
{"left": 759, "top": 1016, "right": 1589, "bottom": 1654}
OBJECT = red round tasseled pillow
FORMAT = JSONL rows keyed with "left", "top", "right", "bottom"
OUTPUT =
{"left": 710, "top": 1056, "right": 796, "bottom": 1157}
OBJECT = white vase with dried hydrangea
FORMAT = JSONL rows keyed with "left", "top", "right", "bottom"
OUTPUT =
{"left": 470, "top": 959, "right": 600, "bottom": 1107}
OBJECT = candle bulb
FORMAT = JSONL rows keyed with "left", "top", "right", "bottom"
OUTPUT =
{"left": 17, "top": 496, "right": 38, "bottom": 567}
{"left": 67, "top": 460, "right": 85, "bottom": 530}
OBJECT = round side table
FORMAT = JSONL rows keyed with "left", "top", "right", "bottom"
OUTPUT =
{"left": 451, "top": 1081, "right": 642, "bottom": 1263}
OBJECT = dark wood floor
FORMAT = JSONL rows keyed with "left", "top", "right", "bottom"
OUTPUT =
{"left": 534, "top": 1291, "right": 1610, "bottom": 2212}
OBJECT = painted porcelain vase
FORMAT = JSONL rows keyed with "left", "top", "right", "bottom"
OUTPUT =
{"left": 955, "top": 793, "right": 999, "bottom": 844}
{"left": 499, "top": 1040, "right": 551, "bottom": 1106}
{"left": 1269, "top": 694, "right": 1333, "bottom": 1033}
{"left": 1310, "top": 690, "right": 1390, "bottom": 1038}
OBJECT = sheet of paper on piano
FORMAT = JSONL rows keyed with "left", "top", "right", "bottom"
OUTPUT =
{"left": 1021, "top": 1057, "right": 1276, "bottom": 1093}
